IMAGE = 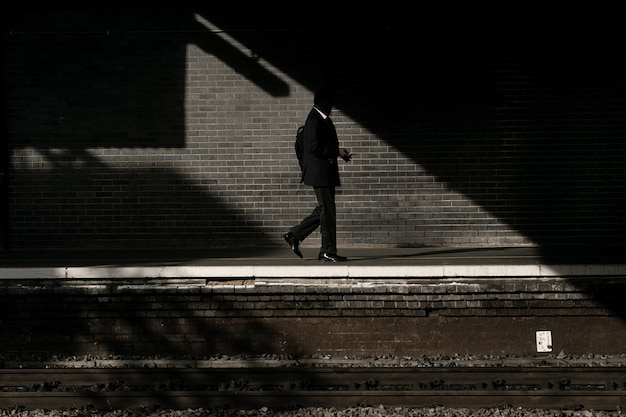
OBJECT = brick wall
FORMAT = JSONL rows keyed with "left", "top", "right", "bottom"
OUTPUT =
{"left": 4, "top": 10, "right": 626, "bottom": 249}
{"left": 1, "top": 278, "right": 624, "bottom": 357}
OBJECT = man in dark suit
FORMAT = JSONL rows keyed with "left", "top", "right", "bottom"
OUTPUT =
{"left": 283, "top": 89, "right": 351, "bottom": 262}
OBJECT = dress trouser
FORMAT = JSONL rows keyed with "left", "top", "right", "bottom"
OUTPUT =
{"left": 290, "top": 186, "right": 337, "bottom": 254}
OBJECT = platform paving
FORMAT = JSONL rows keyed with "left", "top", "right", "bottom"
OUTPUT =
{"left": 1, "top": 246, "right": 624, "bottom": 279}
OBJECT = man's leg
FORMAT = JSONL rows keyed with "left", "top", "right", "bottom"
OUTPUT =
{"left": 284, "top": 187, "right": 324, "bottom": 259}
{"left": 315, "top": 186, "right": 337, "bottom": 255}
{"left": 289, "top": 203, "right": 322, "bottom": 242}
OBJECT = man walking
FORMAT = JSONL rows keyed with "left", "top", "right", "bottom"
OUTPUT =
{"left": 283, "top": 89, "right": 351, "bottom": 262}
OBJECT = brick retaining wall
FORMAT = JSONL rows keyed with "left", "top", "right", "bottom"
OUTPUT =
{"left": 1, "top": 278, "right": 624, "bottom": 358}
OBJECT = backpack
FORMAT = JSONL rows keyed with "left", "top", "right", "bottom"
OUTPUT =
{"left": 295, "top": 125, "right": 305, "bottom": 170}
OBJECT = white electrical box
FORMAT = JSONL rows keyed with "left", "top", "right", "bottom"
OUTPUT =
{"left": 536, "top": 330, "right": 553, "bottom": 353}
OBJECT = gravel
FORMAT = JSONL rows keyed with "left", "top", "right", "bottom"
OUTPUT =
{"left": 2, "top": 353, "right": 626, "bottom": 369}
{"left": 0, "top": 405, "right": 623, "bottom": 417}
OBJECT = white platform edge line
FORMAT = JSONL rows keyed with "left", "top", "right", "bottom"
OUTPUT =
{"left": 1, "top": 264, "right": 626, "bottom": 279}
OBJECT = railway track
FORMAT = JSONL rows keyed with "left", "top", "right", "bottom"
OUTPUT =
{"left": 1, "top": 367, "right": 625, "bottom": 411}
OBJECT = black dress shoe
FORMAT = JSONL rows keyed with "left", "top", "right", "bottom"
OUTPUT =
{"left": 283, "top": 232, "right": 303, "bottom": 258}
{"left": 318, "top": 252, "right": 348, "bottom": 262}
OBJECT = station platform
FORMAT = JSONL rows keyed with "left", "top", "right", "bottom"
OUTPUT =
{"left": 1, "top": 245, "right": 625, "bottom": 358}
{"left": 1, "top": 246, "right": 624, "bottom": 279}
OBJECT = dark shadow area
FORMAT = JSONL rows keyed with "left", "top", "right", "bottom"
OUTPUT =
{"left": 1, "top": 10, "right": 8, "bottom": 250}
{"left": 5, "top": 8, "right": 288, "bottom": 150}
{"left": 346, "top": 247, "right": 524, "bottom": 263}
{"left": 0, "top": 247, "right": 282, "bottom": 267}
{"left": 5, "top": 14, "right": 186, "bottom": 149}
{"left": 7, "top": 148, "right": 273, "bottom": 248}
{"left": 0, "top": 279, "right": 304, "bottom": 360}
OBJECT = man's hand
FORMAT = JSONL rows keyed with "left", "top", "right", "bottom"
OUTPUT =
{"left": 339, "top": 147, "right": 352, "bottom": 162}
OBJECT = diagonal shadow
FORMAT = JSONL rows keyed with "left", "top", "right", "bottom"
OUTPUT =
{"left": 204, "top": 12, "right": 626, "bottom": 257}
{"left": 0, "top": 278, "right": 308, "bottom": 406}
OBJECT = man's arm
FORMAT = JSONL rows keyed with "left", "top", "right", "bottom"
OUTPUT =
{"left": 339, "top": 147, "right": 352, "bottom": 162}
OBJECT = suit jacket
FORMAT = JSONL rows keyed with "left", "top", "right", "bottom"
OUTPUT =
{"left": 300, "top": 108, "right": 341, "bottom": 187}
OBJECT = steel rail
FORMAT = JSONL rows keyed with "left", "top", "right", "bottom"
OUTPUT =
{"left": 1, "top": 367, "right": 625, "bottom": 410}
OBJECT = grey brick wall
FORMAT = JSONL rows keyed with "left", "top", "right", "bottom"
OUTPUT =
{"left": 4, "top": 10, "right": 626, "bottom": 249}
